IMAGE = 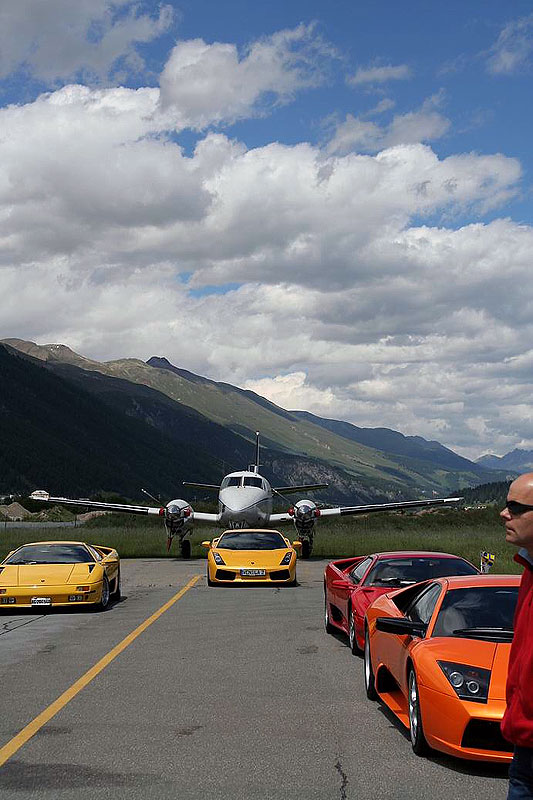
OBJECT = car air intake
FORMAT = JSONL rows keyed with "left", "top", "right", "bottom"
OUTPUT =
{"left": 269, "top": 569, "right": 291, "bottom": 581}
{"left": 461, "top": 720, "right": 513, "bottom": 752}
{"left": 215, "top": 569, "right": 236, "bottom": 581}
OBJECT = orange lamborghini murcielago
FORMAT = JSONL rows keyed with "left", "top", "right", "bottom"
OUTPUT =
{"left": 364, "top": 574, "right": 520, "bottom": 762}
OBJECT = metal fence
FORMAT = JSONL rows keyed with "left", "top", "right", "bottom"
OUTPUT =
{"left": 1, "top": 520, "right": 84, "bottom": 530}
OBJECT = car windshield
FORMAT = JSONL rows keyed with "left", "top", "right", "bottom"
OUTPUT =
{"left": 432, "top": 586, "right": 519, "bottom": 639}
{"left": 3, "top": 544, "right": 92, "bottom": 565}
{"left": 365, "top": 557, "right": 478, "bottom": 587}
{"left": 217, "top": 532, "right": 286, "bottom": 550}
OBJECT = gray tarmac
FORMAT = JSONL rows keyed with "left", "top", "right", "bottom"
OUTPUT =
{"left": 0, "top": 558, "right": 509, "bottom": 799}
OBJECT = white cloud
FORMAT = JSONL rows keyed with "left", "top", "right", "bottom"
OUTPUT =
{"left": 0, "top": 66, "right": 530, "bottom": 460}
{"left": 0, "top": 0, "right": 173, "bottom": 83}
{"left": 327, "top": 93, "right": 450, "bottom": 155}
{"left": 486, "top": 14, "right": 533, "bottom": 75}
{"left": 159, "top": 24, "right": 335, "bottom": 129}
{"left": 348, "top": 63, "right": 412, "bottom": 86}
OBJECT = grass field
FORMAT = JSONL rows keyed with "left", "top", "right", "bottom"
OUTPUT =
{"left": 0, "top": 506, "right": 522, "bottom": 574}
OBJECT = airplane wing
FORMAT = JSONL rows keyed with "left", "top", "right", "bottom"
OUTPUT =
{"left": 273, "top": 484, "right": 328, "bottom": 494}
{"left": 30, "top": 491, "right": 164, "bottom": 516}
{"left": 192, "top": 512, "right": 221, "bottom": 522}
{"left": 318, "top": 497, "right": 463, "bottom": 517}
{"left": 269, "top": 496, "right": 463, "bottom": 523}
{"left": 182, "top": 482, "right": 220, "bottom": 491}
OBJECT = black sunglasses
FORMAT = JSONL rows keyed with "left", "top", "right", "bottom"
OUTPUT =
{"left": 506, "top": 500, "right": 533, "bottom": 515}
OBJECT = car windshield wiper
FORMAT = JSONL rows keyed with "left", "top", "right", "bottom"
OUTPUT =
{"left": 452, "top": 626, "right": 514, "bottom": 640}
{"left": 373, "top": 578, "right": 417, "bottom": 586}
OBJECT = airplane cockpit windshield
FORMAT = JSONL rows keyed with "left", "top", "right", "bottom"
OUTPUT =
{"left": 243, "top": 477, "right": 263, "bottom": 488}
{"left": 221, "top": 476, "right": 264, "bottom": 489}
{"left": 221, "top": 477, "right": 242, "bottom": 488}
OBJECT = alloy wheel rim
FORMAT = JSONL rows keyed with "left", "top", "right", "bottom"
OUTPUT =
{"left": 409, "top": 674, "right": 418, "bottom": 742}
{"left": 364, "top": 635, "right": 371, "bottom": 687}
{"left": 349, "top": 613, "right": 355, "bottom": 648}
{"left": 102, "top": 579, "right": 109, "bottom": 607}
{"left": 324, "top": 598, "right": 329, "bottom": 627}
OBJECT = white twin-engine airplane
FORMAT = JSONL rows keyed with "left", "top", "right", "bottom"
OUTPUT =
{"left": 31, "top": 433, "right": 462, "bottom": 558}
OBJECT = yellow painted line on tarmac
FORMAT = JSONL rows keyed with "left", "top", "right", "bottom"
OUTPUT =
{"left": 0, "top": 574, "right": 201, "bottom": 767}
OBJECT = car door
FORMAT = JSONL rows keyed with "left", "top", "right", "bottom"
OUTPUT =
{"left": 336, "top": 556, "right": 374, "bottom": 624}
{"left": 388, "top": 582, "right": 443, "bottom": 688}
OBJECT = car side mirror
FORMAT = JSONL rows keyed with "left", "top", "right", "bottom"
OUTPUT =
{"left": 375, "top": 616, "right": 427, "bottom": 637}
{"left": 292, "top": 541, "right": 302, "bottom": 549}
{"left": 201, "top": 541, "right": 211, "bottom": 549}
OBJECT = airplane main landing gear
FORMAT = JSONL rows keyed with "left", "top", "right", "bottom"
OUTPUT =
{"left": 299, "top": 537, "right": 313, "bottom": 559}
{"left": 180, "top": 539, "right": 192, "bottom": 559}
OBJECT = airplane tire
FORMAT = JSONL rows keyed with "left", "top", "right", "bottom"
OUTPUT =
{"left": 181, "top": 539, "right": 192, "bottom": 559}
{"left": 301, "top": 540, "right": 311, "bottom": 559}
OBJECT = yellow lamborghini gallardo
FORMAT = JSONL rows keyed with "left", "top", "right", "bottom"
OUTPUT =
{"left": 0, "top": 541, "right": 120, "bottom": 610}
{"left": 203, "top": 529, "right": 301, "bottom": 586}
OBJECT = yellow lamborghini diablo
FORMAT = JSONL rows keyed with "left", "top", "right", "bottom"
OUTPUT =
{"left": 0, "top": 541, "right": 120, "bottom": 611}
{"left": 203, "top": 529, "right": 301, "bottom": 586}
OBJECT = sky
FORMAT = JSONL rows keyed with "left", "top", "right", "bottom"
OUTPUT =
{"left": 1, "top": 1, "right": 533, "bottom": 461}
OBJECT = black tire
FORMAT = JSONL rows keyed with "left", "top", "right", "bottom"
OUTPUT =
{"left": 111, "top": 569, "right": 121, "bottom": 601}
{"left": 364, "top": 627, "right": 378, "bottom": 700}
{"left": 96, "top": 576, "right": 110, "bottom": 611}
{"left": 408, "top": 668, "right": 430, "bottom": 756}
{"left": 207, "top": 569, "right": 215, "bottom": 587}
{"left": 181, "top": 539, "right": 192, "bottom": 559}
{"left": 349, "top": 608, "right": 362, "bottom": 654}
{"left": 324, "top": 594, "right": 335, "bottom": 634}
{"left": 301, "top": 540, "right": 311, "bottom": 559}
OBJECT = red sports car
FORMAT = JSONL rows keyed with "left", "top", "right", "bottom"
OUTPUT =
{"left": 324, "top": 551, "right": 479, "bottom": 653}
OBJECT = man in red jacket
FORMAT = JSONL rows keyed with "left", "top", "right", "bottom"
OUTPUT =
{"left": 501, "top": 473, "right": 533, "bottom": 799}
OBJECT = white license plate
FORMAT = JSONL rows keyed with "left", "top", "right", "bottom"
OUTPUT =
{"left": 240, "top": 569, "right": 266, "bottom": 577}
{"left": 31, "top": 597, "right": 52, "bottom": 605}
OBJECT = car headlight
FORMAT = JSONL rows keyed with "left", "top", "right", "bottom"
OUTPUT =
{"left": 280, "top": 551, "right": 292, "bottom": 565}
{"left": 213, "top": 552, "right": 225, "bottom": 565}
{"left": 437, "top": 661, "right": 491, "bottom": 703}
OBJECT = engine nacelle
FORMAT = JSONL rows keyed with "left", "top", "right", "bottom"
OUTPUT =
{"left": 164, "top": 499, "right": 194, "bottom": 539}
{"left": 289, "top": 499, "right": 321, "bottom": 537}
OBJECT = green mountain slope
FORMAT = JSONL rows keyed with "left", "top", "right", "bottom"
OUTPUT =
{"left": 2, "top": 338, "right": 504, "bottom": 496}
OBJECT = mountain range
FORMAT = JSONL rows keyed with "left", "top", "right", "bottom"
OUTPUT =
{"left": 0, "top": 338, "right": 513, "bottom": 503}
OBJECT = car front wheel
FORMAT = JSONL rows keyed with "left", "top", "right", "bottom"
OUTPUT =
{"left": 324, "top": 594, "right": 335, "bottom": 633}
{"left": 96, "top": 576, "right": 110, "bottom": 611}
{"left": 408, "top": 668, "right": 430, "bottom": 756}
{"left": 364, "top": 628, "right": 377, "bottom": 700}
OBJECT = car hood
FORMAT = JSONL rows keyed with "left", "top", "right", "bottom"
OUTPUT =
{"left": 213, "top": 548, "right": 289, "bottom": 568}
{"left": 416, "top": 637, "right": 511, "bottom": 700}
{"left": 0, "top": 563, "right": 100, "bottom": 587}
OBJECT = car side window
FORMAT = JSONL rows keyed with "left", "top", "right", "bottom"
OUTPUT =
{"left": 404, "top": 583, "right": 442, "bottom": 625}
{"left": 86, "top": 546, "right": 102, "bottom": 561}
{"left": 349, "top": 557, "right": 373, "bottom": 584}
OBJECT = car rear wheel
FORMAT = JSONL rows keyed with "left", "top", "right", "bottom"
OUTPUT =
{"left": 408, "top": 668, "right": 430, "bottom": 756}
{"left": 111, "top": 569, "right": 121, "bottom": 601}
{"left": 364, "top": 628, "right": 377, "bottom": 700}
{"left": 96, "top": 576, "right": 110, "bottom": 611}
{"left": 324, "top": 594, "right": 335, "bottom": 634}
{"left": 349, "top": 609, "right": 361, "bottom": 654}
